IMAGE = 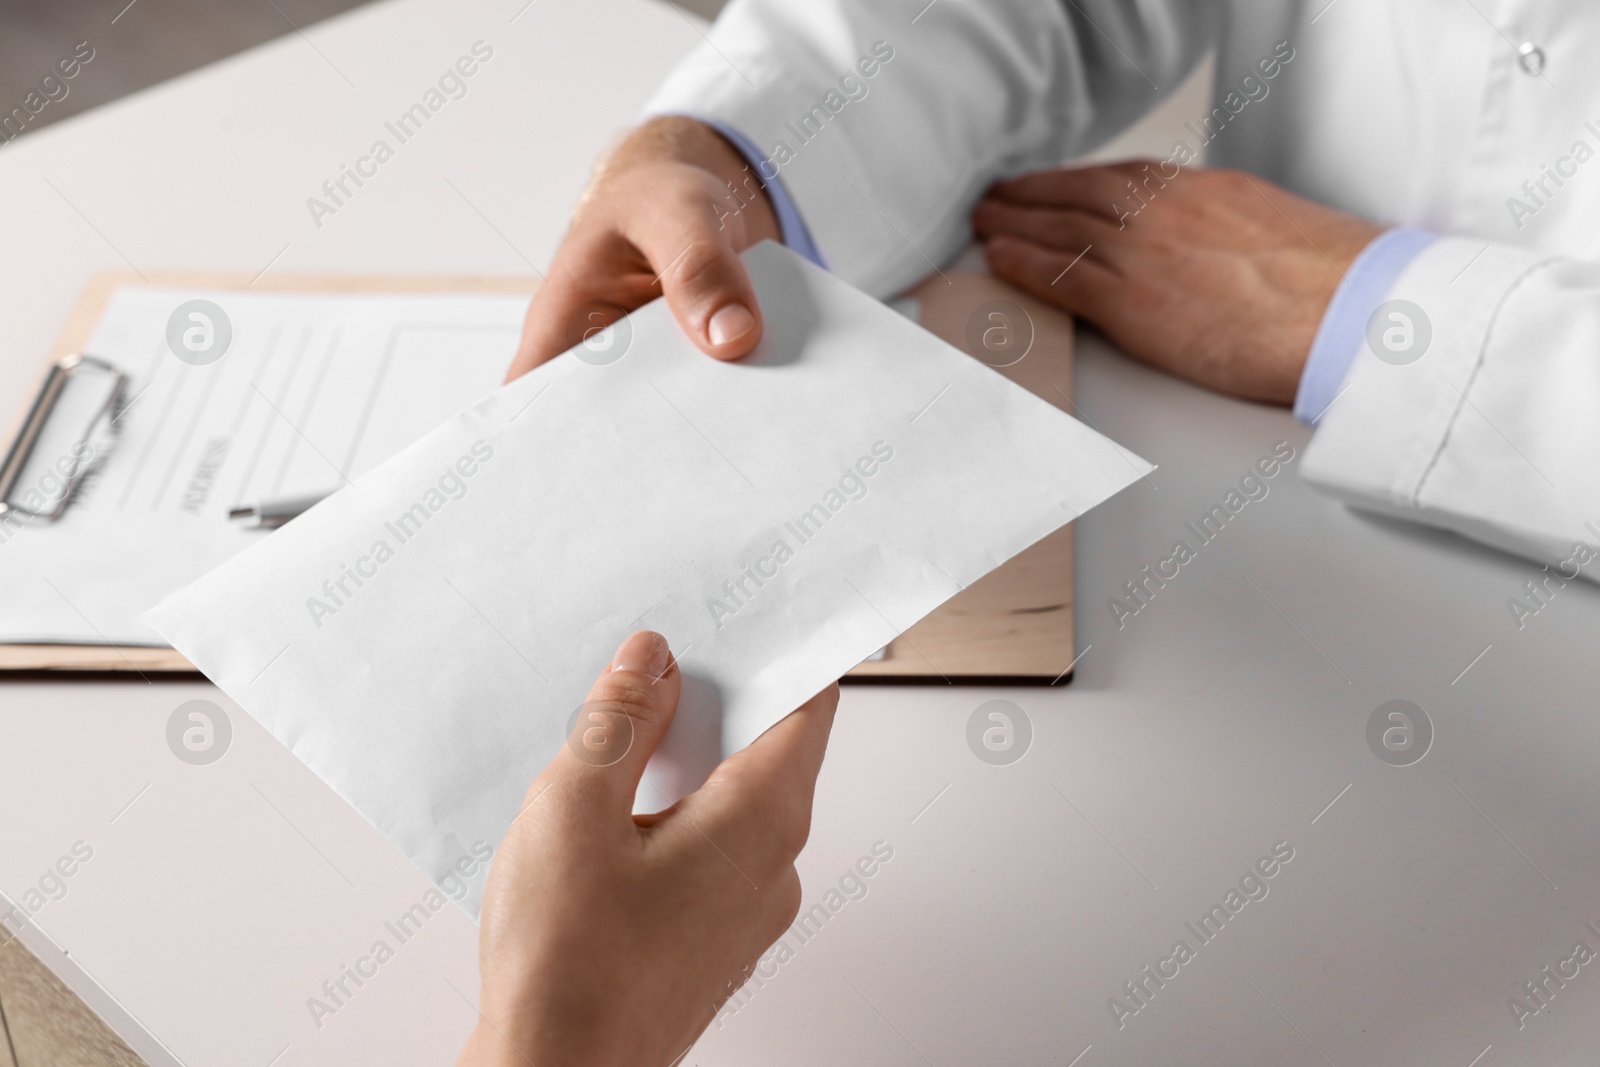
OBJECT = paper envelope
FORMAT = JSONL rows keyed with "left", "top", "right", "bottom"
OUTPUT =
{"left": 147, "top": 242, "right": 1152, "bottom": 917}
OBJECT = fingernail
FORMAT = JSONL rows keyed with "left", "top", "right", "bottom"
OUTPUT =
{"left": 707, "top": 303, "right": 755, "bottom": 347}
{"left": 612, "top": 630, "right": 669, "bottom": 676}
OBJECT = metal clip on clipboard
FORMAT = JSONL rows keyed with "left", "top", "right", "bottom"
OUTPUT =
{"left": 0, "top": 353, "right": 127, "bottom": 524}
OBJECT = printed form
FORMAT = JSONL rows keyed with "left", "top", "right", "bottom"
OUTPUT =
{"left": 0, "top": 287, "right": 526, "bottom": 645}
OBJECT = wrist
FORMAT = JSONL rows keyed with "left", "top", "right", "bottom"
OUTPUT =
{"left": 1293, "top": 226, "right": 1438, "bottom": 424}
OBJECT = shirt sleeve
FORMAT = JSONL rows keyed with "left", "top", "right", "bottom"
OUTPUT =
{"left": 690, "top": 116, "right": 827, "bottom": 268}
{"left": 1293, "top": 227, "right": 1438, "bottom": 425}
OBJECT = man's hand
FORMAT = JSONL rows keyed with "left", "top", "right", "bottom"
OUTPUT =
{"left": 972, "top": 161, "right": 1383, "bottom": 405}
{"left": 456, "top": 631, "right": 839, "bottom": 1067}
{"left": 506, "top": 118, "right": 781, "bottom": 381}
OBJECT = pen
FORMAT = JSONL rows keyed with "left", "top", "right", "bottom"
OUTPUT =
{"left": 228, "top": 492, "right": 331, "bottom": 529}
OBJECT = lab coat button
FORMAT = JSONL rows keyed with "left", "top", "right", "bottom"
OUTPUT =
{"left": 1518, "top": 42, "right": 1546, "bottom": 75}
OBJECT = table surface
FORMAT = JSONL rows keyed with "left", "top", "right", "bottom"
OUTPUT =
{"left": 2, "top": 3, "right": 1597, "bottom": 1065}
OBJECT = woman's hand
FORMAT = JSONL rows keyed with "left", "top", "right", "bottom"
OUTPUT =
{"left": 456, "top": 631, "right": 839, "bottom": 1067}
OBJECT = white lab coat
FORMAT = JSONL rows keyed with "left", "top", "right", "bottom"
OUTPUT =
{"left": 644, "top": 0, "right": 1600, "bottom": 581}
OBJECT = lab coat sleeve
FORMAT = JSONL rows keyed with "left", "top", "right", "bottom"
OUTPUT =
{"left": 641, "top": 0, "right": 1217, "bottom": 298}
{"left": 1301, "top": 236, "right": 1600, "bottom": 581}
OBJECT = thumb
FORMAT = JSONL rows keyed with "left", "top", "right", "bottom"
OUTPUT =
{"left": 625, "top": 206, "right": 764, "bottom": 361}
{"left": 547, "top": 630, "right": 682, "bottom": 820}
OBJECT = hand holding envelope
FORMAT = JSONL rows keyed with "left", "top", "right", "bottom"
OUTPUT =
{"left": 460, "top": 630, "right": 839, "bottom": 1067}
{"left": 146, "top": 242, "right": 1152, "bottom": 917}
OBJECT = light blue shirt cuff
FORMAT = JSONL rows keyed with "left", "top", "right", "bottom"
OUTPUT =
{"left": 1294, "top": 227, "right": 1439, "bottom": 425}
{"left": 686, "top": 117, "right": 827, "bottom": 269}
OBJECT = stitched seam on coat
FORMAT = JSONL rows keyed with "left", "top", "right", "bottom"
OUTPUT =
{"left": 1410, "top": 255, "right": 1567, "bottom": 505}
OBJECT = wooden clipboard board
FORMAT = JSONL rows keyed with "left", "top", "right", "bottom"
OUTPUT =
{"left": 842, "top": 272, "right": 1079, "bottom": 685}
{"left": 2, "top": 270, "right": 1077, "bottom": 683}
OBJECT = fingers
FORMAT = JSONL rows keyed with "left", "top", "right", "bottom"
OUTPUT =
{"left": 538, "top": 630, "right": 683, "bottom": 821}
{"left": 971, "top": 199, "right": 1125, "bottom": 256}
{"left": 505, "top": 230, "right": 642, "bottom": 381}
{"left": 670, "top": 683, "right": 841, "bottom": 873}
{"left": 983, "top": 233, "right": 1122, "bottom": 320}
{"left": 986, "top": 161, "right": 1159, "bottom": 221}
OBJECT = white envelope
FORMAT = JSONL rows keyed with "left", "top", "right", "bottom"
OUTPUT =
{"left": 146, "top": 242, "right": 1151, "bottom": 917}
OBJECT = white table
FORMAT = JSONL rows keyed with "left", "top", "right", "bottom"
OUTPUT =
{"left": 2, "top": 3, "right": 1597, "bottom": 1065}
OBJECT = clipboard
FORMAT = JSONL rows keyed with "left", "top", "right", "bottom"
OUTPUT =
{"left": 0, "top": 272, "right": 537, "bottom": 677}
{"left": 1, "top": 270, "right": 1079, "bottom": 682}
